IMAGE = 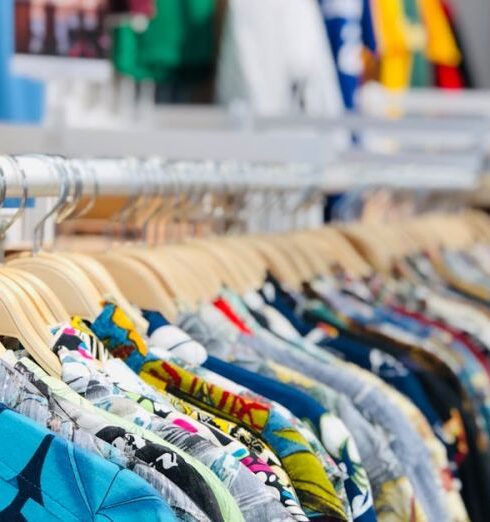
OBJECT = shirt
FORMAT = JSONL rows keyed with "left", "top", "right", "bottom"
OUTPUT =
{"left": 187, "top": 304, "right": 432, "bottom": 521}
{"left": 222, "top": 289, "right": 447, "bottom": 522}
{"left": 88, "top": 302, "right": 349, "bottom": 521}
{"left": 35, "top": 328, "right": 240, "bottom": 522}
{"left": 0, "top": 403, "right": 175, "bottom": 521}
{"left": 0, "top": 355, "right": 209, "bottom": 522}
{"left": 216, "top": 0, "right": 344, "bottom": 117}
{"left": 53, "top": 335, "right": 292, "bottom": 522}
{"left": 203, "top": 355, "right": 376, "bottom": 522}
{"left": 318, "top": 0, "right": 364, "bottom": 109}
{"left": 104, "top": 349, "right": 303, "bottom": 519}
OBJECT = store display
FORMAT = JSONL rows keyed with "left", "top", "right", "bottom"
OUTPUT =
{"left": 2, "top": 0, "right": 490, "bottom": 518}
{"left": 0, "top": 156, "right": 484, "bottom": 521}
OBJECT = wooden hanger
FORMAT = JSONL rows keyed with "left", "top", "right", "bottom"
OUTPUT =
{"left": 0, "top": 277, "right": 61, "bottom": 377}
{"left": 205, "top": 238, "right": 258, "bottom": 292}
{"left": 242, "top": 236, "right": 303, "bottom": 290}
{"left": 2, "top": 267, "right": 70, "bottom": 323}
{"left": 266, "top": 235, "right": 316, "bottom": 283}
{"left": 186, "top": 239, "right": 250, "bottom": 294}
{"left": 336, "top": 223, "right": 394, "bottom": 273}
{"left": 464, "top": 210, "right": 490, "bottom": 242}
{"left": 166, "top": 244, "right": 223, "bottom": 300}
{"left": 294, "top": 231, "right": 338, "bottom": 277}
{"left": 215, "top": 238, "right": 264, "bottom": 291}
{"left": 59, "top": 252, "right": 148, "bottom": 334}
{"left": 94, "top": 253, "right": 178, "bottom": 321}
{"left": 287, "top": 233, "right": 329, "bottom": 278}
{"left": 221, "top": 236, "right": 267, "bottom": 288}
{"left": 0, "top": 274, "right": 59, "bottom": 340}
{"left": 310, "top": 227, "right": 373, "bottom": 277}
{"left": 0, "top": 268, "right": 59, "bottom": 326}
{"left": 121, "top": 246, "right": 202, "bottom": 311}
{"left": 8, "top": 253, "right": 102, "bottom": 318}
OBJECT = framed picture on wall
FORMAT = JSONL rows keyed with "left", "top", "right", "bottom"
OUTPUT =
{"left": 15, "top": 0, "right": 110, "bottom": 59}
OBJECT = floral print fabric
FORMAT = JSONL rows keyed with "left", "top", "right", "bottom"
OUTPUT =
{"left": 102, "top": 354, "right": 305, "bottom": 519}
{"left": 88, "top": 302, "right": 349, "bottom": 521}
{"left": 8, "top": 356, "right": 214, "bottom": 522}
{"left": 51, "top": 334, "right": 293, "bottom": 522}
{"left": 13, "top": 355, "right": 235, "bottom": 522}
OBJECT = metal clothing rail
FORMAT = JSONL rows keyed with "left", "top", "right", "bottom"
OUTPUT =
{"left": 0, "top": 123, "right": 483, "bottom": 193}
{"left": 0, "top": 155, "right": 322, "bottom": 200}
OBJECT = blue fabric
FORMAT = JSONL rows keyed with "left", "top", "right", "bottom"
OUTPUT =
{"left": 0, "top": 403, "right": 176, "bottom": 521}
{"left": 204, "top": 355, "right": 326, "bottom": 427}
{"left": 320, "top": 332, "right": 443, "bottom": 429}
{"left": 260, "top": 277, "right": 314, "bottom": 337}
{"left": 203, "top": 355, "right": 378, "bottom": 522}
{"left": 0, "top": 0, "right": 45, "bottom": 123}
{"left": 241, "top": 331, "right": 448, "bottom": 522}
{"left": 318, "top": 0, "right": 363, "bottom": 109}
{"left": 142, "top": 309, "right": 171, "bottom": 335}
{"left": 361, "top": 0, "right": 377, "bottom": 52}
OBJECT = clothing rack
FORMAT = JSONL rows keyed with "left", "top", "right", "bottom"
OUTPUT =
{"left": 0, "top": 156, "right": 321, "bottom": 200}
{"left": 0, "top": 119, "right": 483, "bottom": 192}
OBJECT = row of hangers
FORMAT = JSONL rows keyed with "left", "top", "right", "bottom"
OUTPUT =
{"left": 0, "top": 155, "right": 324, "bottom": 378}
{"left": 0, "top": 154, "right": 487, "bottom": 382}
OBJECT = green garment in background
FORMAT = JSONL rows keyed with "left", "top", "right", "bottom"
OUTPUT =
{"left": 403, "top": 0, "right": 433, "bottom": 87}
{"left": 112, "top": 0, "right": 215, "bottom": 81}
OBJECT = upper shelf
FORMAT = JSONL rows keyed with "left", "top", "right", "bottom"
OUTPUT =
{"left": 11, "top": 55, "right": 112, "bottom": 83}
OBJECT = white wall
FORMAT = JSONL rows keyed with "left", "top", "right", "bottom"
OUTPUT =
{"left": 450, "top": 0, "right": 490, "bottom": 88}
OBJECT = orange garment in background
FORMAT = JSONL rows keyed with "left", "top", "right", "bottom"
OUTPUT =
{"left": 418, "top": 0, "right": 460, "bottom": 67}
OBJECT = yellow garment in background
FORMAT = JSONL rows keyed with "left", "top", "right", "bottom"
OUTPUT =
{"left": 372, "top": 0, "right": 460, "bottom": 90}
{"left": 371, "top": 0, "right": 412, "bottom": 89}
{"left": 417, "top": 0, "right": 461, "bottom": 66}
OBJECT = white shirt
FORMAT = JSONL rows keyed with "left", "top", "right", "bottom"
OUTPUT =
{"left": 217, "top": 0, "right": 344, "bottom": 117}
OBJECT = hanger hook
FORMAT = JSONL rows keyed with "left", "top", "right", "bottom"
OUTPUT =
{"left": 32, "top": 155, "right": 70, "bottom": 254}
{"left": 106, "top": 158, "right": 144, "bottom": 241}
{"left": 67, "top": 160, "right": 99, "bottom": 219}
{"left": 140, "top": 159, "right": 166, "bottom": 243}
{"left": 1, "top": 156, "right": 29, "bottom": 237}
{"left": 0, "top": 156, "right": 28, "bottom": 261}
{"left": 0, "top": 161, "right": 7, "bottom": 208}
{"left": 55, "top": 158, "right": 84, "bottom": 225}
